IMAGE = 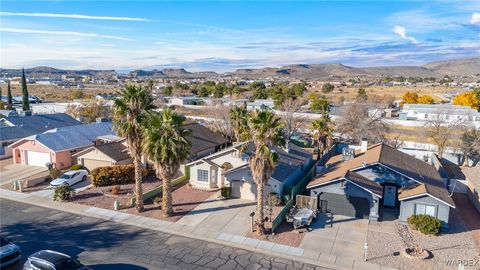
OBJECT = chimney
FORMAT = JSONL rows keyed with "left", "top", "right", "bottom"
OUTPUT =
{"left": 360, "top": 138, "right": 368, "bottom": 153}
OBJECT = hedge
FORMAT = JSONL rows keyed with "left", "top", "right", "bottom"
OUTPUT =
{"left": 407, "top": 214, "right": 441, "bottom": 235}
{"left": 91, "top": 164, "right": 147, "bottom": 187}
{"left": 70, "top": 164, "right": 84, "bottom": 171}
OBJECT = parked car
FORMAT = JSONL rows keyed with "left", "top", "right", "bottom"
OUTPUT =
{"left": 0, "top": 236, "right": 22, "bottom": 267}
{"left": 50, "top": 170, "right": 88, "bottom": 187}
{"left": 23, "top": 250, "right": 91, "bottom": 270}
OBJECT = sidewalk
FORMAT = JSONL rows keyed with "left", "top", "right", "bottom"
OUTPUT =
{"left": 0, "top": 188, "right": 396, "bottom": 270}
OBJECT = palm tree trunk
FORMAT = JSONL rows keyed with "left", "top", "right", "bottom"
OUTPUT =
{"left": 161, "top": 170, "right": 173, "bottom": 217}
{"left": 256, "top": 182, "right": 265, "bottom": 235}
{"left": 134, "top": 155, "right": 144, "bottom": 212}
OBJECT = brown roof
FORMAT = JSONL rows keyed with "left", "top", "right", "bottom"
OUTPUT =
{"left": 398, "top": 184, "right": 427, "bottom": 200}
{"left": 398, "top": 184, "right": 455, "bottom": 207}
{"left": 94, "top": 141, "right": 131, "bottom": 162}
{"left": 345, "top": 171, "right": 384, "bottom": 197}
{"left": 308, "top": 143, "right": 454, "bottom": 207}
{"left": 184, "top": 122, "right": 229, "bottom": 155}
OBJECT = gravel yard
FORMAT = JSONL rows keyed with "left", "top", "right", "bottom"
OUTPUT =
{"left": 367, "top": 209, "right": 480, "bottom": 270}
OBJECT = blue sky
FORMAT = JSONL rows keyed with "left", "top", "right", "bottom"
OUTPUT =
{"left": 1, "top": 1, "right": 479, "bottom": 72}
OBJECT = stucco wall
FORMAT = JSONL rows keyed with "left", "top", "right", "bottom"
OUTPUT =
{"left": 399, "top": 195, "right": 451, "bottom": 227}
{"left": 309, "top": 180, "right": 380, "bottom": 221}
{"left": 189, "top": 162, "right": 216, "bottom": 190}
{"left": 467, "top": 181, "right": 480, "bottom": 213}
{"left": 14, "top": 140, "right": 53, "bottom": 165}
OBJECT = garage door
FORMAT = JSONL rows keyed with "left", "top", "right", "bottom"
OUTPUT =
{"left": 26, "top": 151, "right": 51, "bottom": 167}
{"left": 81, "top": 158, "right": 112, "bottom": 171}
{"left": 231, "top": 181, "right": 257, "bottom": 200}
{"left": 318, "top": 193, "right": 370, "bottom": 219}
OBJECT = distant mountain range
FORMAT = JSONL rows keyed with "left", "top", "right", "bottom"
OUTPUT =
{"left": 1, "top": 57, "right": 479, "bottom": 80}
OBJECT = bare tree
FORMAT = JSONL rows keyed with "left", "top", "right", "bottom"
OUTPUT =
{"left": 280, "top": 98, "right": 307, "bottom": 139}
{"left": 424, "top": 111, "right": 463, "bottom": 159}
{"left": 206, "top": 104, "right": 234, "bottom": 140}
{"left": 457, "top": 125, "right": 480, "bottom": 166}
{"left": 336, "top": 100, "right": 390, "bottom": 144}
{"left": 387, "top": 135, "right": 405, "bottom": 149}
{"left": 66, "top": 99, "right": 111, "bottom": 123}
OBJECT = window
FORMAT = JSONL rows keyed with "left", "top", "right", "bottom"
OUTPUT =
{"left": 197, "top": 169, "right": 209, "bottom": 182}
{"left": 415, "top": 203, "right": 436, "bottom": 217}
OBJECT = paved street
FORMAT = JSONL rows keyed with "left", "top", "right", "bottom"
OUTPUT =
{"left": 1, "top": 199, "right": 329, "bottom": 270}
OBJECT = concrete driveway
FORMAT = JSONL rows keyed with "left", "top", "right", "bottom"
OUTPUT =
{"left": 300, "top": 213, "right": 369, "bottom": 262}
{"left": 176, "top": 196, "right": 256, "bottom": 236}
{"left": 0, "top": 162, "right": 48, "bottom": 185}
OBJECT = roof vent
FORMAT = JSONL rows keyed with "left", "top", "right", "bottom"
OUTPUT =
{"left": 362, "top": 161, "right": 367, "bottom": 167}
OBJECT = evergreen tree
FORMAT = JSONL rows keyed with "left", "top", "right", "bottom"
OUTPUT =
{"left": 21, "top": 68, "right": 30, "bottom": 111}
{"left": 6, "top": 81, "right": 13, "bottom": 110}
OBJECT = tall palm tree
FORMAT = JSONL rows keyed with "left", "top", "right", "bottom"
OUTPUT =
{"left": 312, "top": 112, "right": 333, "bottom": 160}
{"left": 112, "top": 85, "right": 155, "bottom": 212}
{"left": 230, "top": 105, "right": 248, "bottom": 142}
{"left": 243, "top": 109, "right": 284, "bottom": 235}
{"left": 143, "top": 109, "right": 191, "bottom": 217}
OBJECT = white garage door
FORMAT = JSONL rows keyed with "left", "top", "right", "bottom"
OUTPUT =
{"left": 231, "top": 181, "right": 257, "bottom": 200}
{"left": 26, "top": 151, "right": 51, "bottom": 167}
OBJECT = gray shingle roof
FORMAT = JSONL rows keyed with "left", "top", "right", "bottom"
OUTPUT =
{"left": 22, "top": 122, "right": 115, "bottom": 152}
{"left": 0, "top": 113, "right": 81, "bottom": 142}
{"left": 229, "top": 142, "right": 312, "bottom": 182}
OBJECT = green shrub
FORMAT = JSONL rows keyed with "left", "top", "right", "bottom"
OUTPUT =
{"left": 53, "top": 185, "right": 74, "bottom": 201}
{"left": 220, "top": 187, "right": 231, "bottom": 199}
{"left": 90, "top": 164, "right": 147, "bottom": 187}
{"left": 70, "top": 164, "right": 84, "bottom": 171}
{"left": 407, "top": 214, "right": 441, "bottom": 235}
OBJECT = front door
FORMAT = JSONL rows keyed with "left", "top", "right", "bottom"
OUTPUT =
{"left": 383, "top": 185, "right": 397, "bottom": 207}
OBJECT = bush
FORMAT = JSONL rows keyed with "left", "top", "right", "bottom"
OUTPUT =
{"left": 407, "top": 214, "right": 441, "bottom": 235}
{"left": 70, "top": 164, "right": 84, "bottom": 171}
{"left": 90, "top": 164, "right": 147, "bottom": 187}
{"left": 53, "top": 185, "right": 74, "bottom": 201}
{"left": 220, "top": 187, "right": 231, "bottom": 199}
{"left": 49, "top": 168, "right": 61, "bottom": 179}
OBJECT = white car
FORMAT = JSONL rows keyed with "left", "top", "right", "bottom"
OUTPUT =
{"left": 50, "top": 170, "right": 88, "bottom": 187}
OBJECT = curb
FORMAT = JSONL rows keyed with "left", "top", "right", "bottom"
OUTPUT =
{"left": 0, "top": 189, "right": 393, "bottom": 270}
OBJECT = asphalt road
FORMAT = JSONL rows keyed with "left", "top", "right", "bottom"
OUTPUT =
{"left": 0, "top": 199, "right": 328, "bottom": 270}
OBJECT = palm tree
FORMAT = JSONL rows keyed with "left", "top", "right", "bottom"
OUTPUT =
{"left": 142, "top": 109, "right": 191, "bottom": 217}
{"left": 312, "top": 112, "right": 333, "bottom": 160}
{"left": 112, "top": 85, "right": 155, "bottom": 212}
{"left": 243, "top": 109, "right": 284, "bottom": 235}
{"left": 230, "top": 105, "right": 248, "bottom": 142}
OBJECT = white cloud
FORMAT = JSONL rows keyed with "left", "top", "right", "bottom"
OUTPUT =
{"left": 1, "top": 27, "right": 132, "bottom": 41}
{"left": 392, "top": 25, "right": 418, "bottom": 44}
{"left": 470, "top": 12, "right": 480, "bottom": 24}
{"left": 0, "top": 12, "right": 149, "bottom": 21}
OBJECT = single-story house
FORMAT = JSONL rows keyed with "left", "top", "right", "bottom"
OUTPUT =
{"left": 9, "top": 122, "right": 116, "bottom": 169}
{"left": 186, "top": 141, "right": 314, "bottom": 200}
{"left": 72, "top": 122, "right": 229, "bottom": 171}
{"left": 307, "top": 142, "right": 455, "bottom": 227}
{"left": 0, "top": 113, "right": 81, "bottom": 158}
{"left": 73, "top": 140, "right": 132, "bottom": 171}
{"left": 165, "top": 96, "right": 205, "bottom": 106}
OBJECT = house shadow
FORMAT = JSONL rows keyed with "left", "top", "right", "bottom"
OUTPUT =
{"left": 89, "top": 264, "right": 148, "bottom": 270}
{"left": 2, "top": 218, "right": 143, "bottom": 267}
{"left": 176, "top": 201, "right": 256, "bottom": 216}
{"left": 310, "top": 213, "right": 358, "bottom": 229}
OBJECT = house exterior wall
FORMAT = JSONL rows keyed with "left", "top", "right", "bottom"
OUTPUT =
{"left": 224, "top": 166, "right": 282, "bottom": 195}
{"left": 76, "top": 149, "right": 114, "bottom": 162}
{"left": 189, "top": 162, "right": 217, "bottom": 190}
{"left": 309, "top": 180, "right": 380, "bottom": 221}
{"left": 13, "top": 140, "right": 54, "bottom": 165}
{"left": 399, "top": 195, "right": 451, "bottom": 227}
